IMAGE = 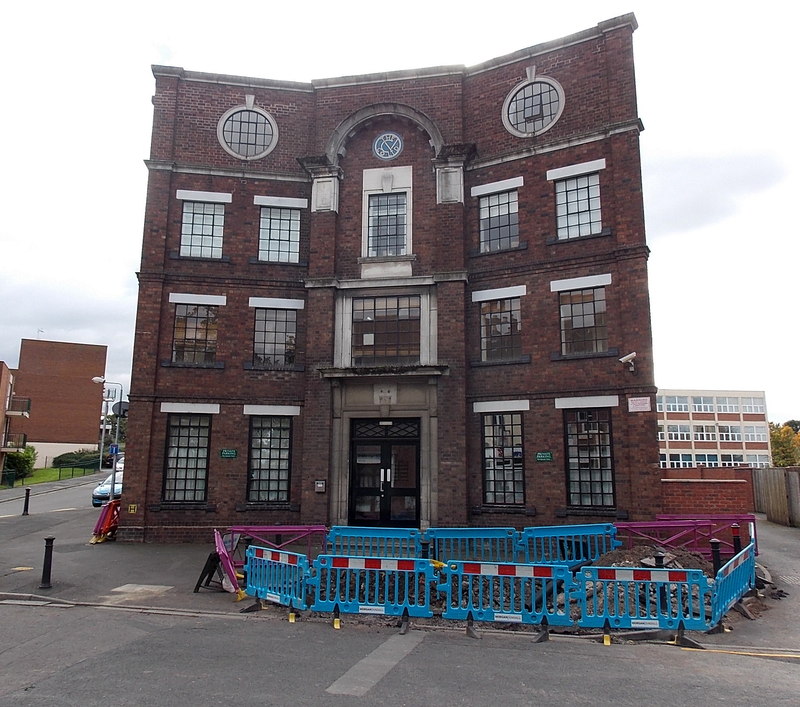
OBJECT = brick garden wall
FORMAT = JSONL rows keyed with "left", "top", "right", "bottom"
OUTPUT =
{"left": 660, "top": 466, "right": 755, "bottom": 515}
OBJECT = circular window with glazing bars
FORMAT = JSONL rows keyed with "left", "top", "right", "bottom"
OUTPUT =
{"left": 217, "top": 105, "right": 278, "bottom": 160}
{"left": 501, "top": 76, "right": 565, "bottom": 138}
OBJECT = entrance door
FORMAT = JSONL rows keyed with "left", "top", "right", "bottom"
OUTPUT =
{"left": 349, "top": 419, "right": 420, "bottom": 527}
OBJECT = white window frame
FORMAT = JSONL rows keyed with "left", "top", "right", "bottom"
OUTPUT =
{"left": 718, "top": 425, "right": 742, "bottom": 442}
{"left": 715, "top": 396, "right": 740, "bottom": 413}
{"left": 667, "top": 424, "right": 691, "bottom": 441}
{"left": 547, "top": 159, "right": 606, "bottom": 241}
{"left": 744, "top": 425, "right": 768, "bottom": 442}
{"left": 669, "top": 453, "right": 693, "bottom": 469}
{"left": 745, "top": 454, "right": 770, "bottom": 468}
{"left": 694, "top": 453, "right": 720, "bottom": 468}
{"left": 692, "top": 396, "right": 714, "bottom": 412}
{"left": 665, "top": 396, "right": 689, "bottom": 412}
{"left": 254, "top": 195, "right": 307, "bottom": 264}
{"left": 473, "top": 285, "right": 526, "bottom": 363}
{"left": 721, "top": 454, "right": 745, "bottom": 467}
{"left": 362, "top": 166, "right": 412, "bottom": 258}
{"left": 693, "top": 424, "right": 717, "bottom": 441}
{"left": 333, "top": 288, "right": 436, "bottom": 368}
{"left": 741, "top": 397, "right": 766, "bottom": 413}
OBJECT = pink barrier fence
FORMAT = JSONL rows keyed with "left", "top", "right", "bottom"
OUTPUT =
{"left": 615, "top": 514, "right": 757, "bottom": 560}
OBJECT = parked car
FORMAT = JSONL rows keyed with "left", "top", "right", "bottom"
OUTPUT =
{"left": 115, "top": 454, "right": 125, "bottom": 472}
{"left": 92, "top": 472, "right": 123, "bottom": 507}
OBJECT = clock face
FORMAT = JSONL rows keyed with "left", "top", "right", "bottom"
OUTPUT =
{"left": 373, "top": 132, "right": 403, "bottom": 160}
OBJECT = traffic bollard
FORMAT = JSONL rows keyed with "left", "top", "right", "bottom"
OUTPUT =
{"left": 39, "top": 536, "right": 55, "bottom": 589}
{"left": 22, "top": 487, "right": 31, "bottom": 516}
{"left": 731, "top": 523, "right": 742, "bottom": 555}
{"left": 654, "top": 552, "right": 667, "bottom": 612}
{"left": 709, "top": 538, "right": 722, "bottom": 577}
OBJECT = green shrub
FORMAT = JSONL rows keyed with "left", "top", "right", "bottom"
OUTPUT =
{"left": 5, "top": 445, "right": 38, "bottom": 479}
{"left": 52, "top": 449, "right": 100, "bottom": 468}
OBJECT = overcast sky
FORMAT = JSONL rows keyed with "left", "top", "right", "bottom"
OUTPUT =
{"left": 1, "top": 1, "right": 796, "bottom": 423}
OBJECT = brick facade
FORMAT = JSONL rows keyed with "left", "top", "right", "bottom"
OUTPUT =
{"left": 120, "top": 14, "right": 662, "bottom": 542}
{"left": 8, "top": 340, "right": 107, "bottom": 464}
{"left": 660, "top": 467, "right": 755, "bottom": 515}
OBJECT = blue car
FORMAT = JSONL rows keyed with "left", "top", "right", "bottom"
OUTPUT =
{"left": 92, "top": 472, "right": 123, "bottom": 507}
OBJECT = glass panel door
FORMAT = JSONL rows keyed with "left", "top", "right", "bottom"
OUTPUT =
{"left": 388, "top": 444, "right": 417, "bottom": 523}
{"left": 349, "top": 436, "right": 419, "bottom": 527}
{"left": 352, "top": 444, "right": 382, "bottom": 523}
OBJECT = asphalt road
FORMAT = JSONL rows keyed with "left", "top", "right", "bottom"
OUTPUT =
{"left": 2, "top": 604, "right": 799, "bottom": 706}
{"left": 1, "top": 477, "right": 799, "bottom": 704}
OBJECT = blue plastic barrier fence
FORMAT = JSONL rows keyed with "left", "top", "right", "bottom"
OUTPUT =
{"left": 576, "top": 565, "right": 713, "bottom": 631}
{"left": 326, "top": 526, "right": 422, "bottom": 558}
{"left": 245, "top": 546, "right": 311, "bottom": 610}
{"left": 436, "top": 561, "right": 576, "bottom": 627}
{"left": 518, "top": 523, "right": 621, "bottom": 568}
{"left": 309, "top": 555, "right": 435, "bottom": 618}
{"left": 710, "top": 542, "right": 756, "bottom": 627}
{"left": 425, "top": 527, "right": 519, "bottom": 563}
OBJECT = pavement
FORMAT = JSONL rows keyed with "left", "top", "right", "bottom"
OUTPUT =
{"left": 1, "top": 473, "right": 799, "bottom": 650}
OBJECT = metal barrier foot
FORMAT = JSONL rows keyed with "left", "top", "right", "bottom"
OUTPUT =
{"left": 333, "top": 605, "right": 341, "bottom": 630}
{"left": 669, "top": 623, "right": 705, "bottom": 649}
{"left": 465, "top": 613, "right": 481, "bottom": 640}
{"left": 733, "top": 600, "right": 756, "bottom": 620}
{"left": 239, "top": 600, "right": 264, "bottom": 613}
{"left": 532, "top": 618, "right": 549, "bottom": 643}
{"left": 602, "top": 620, "right": 612, "bottom": 646}
{"left": 398, "top": 610, "right": 410, "bottom": 635}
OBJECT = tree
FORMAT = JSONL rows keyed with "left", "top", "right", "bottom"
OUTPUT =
{"left": 783, "top": 419, "right": 800, "bottom": 434}
{"left": 770, "top": 423, "right": 800, "bottom": 467}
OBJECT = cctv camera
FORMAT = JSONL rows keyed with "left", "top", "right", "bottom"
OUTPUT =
{"left": 618, "top": 352, "right": 637, "bottom": 364}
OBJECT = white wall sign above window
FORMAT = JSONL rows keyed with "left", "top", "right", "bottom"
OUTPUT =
{"left": 502, "top": 66, "right": 565, "bottom": 138}
{"left": 373, "top": 132, "right": 404, "bottom": 160}
{"left": 628, "top": 397, "right": 652, "bottom": 412}
{"left": 217, "top": 96, "right": 279, "bottom": 160}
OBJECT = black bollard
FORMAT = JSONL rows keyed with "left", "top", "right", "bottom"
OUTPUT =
{"left": 731, "top": 523, "right": 742, "bottom": 555}
{"left": 39, "top": 536, "right": 55, "bottom": 589}
{"left": 709, "top": 538, "right": 722, "bottom": 577}
{"left": 22, "top": 487, "right": 31, "bottom": 516}
{"left": 654, "top": 552, "right": 667, "bottom": 613}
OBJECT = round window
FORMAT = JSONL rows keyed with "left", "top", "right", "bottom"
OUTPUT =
{"left": 217, "top": 106, "right": 278, "bottom": 160}
{"left": 502, "top": 77, "right": 564, "bottom": 138}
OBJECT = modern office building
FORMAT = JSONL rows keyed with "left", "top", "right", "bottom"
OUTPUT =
{"left": 656, "top": 389, "right": 772, "bottom": 468}
{"left": 121, "top": 14, "right": 662, "bottom": 542}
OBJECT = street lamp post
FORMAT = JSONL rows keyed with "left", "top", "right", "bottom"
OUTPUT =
{"left": 92, "top": 377, "right": 124, "bottom": 505}
{"left": 97, "top": 395, "right": 112, "bottom": 470}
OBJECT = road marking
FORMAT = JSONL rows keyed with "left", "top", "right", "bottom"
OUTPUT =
{"left": 97, "top": 584, "right": 174, "bottom": 605}
{"left": 326, "top": 632, "right": 425, "bottom": 696}
{"left": 111, "top": 584, "right": 173, "bottom": 593}
{"left": 1, "top": 508, "right": 77, "bottom": 518}
{"left": 776, "top": 574, "right": 800, "bottom": 585}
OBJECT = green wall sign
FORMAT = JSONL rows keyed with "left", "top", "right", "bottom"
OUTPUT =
{"left": 535, "top": 451, "right": 553, "bottom": 462}
{"left": 220, "top": 449, "right": 238, "bottom": 459}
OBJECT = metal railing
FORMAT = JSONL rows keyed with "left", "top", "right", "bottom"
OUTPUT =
{"left": 0, "top": 432, "right": 27, "bottom": 450}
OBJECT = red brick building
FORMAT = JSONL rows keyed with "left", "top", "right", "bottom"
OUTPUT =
{"left": 121, "top": 13, "right": 661, "bottom": 542}
{"left": 8, "top": 339, "right": 107, "bottom": 466}
{"left": 1, "top": 361, "right": 30, "bottom": 475}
